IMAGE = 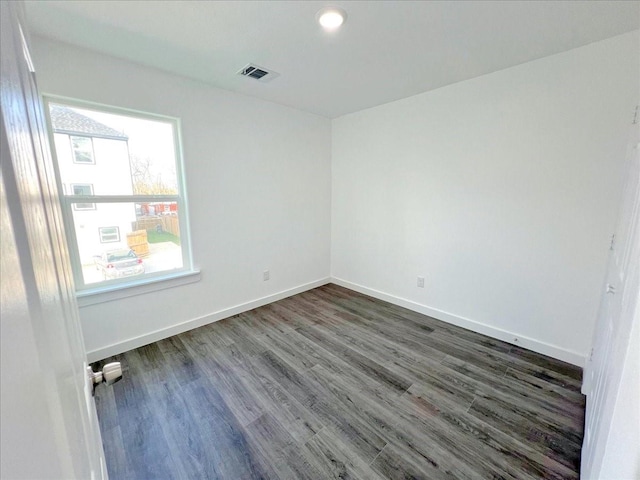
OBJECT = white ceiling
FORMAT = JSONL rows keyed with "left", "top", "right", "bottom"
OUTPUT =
{"left": 25, "top": 1, "right": 640, "bottom": 118}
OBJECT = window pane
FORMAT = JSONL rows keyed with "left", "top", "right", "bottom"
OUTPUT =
{"left": 72, "top": 184, "right": 91, "bottom": 195}
{"left": 71, "top": 136, "right": 94, "bottom": 164}
{"left": 99, "top": 226, "right": 120, "bottom": 243}
{"left": 72, "top": 202, "right": 184, "bottom": 285}
{"left": 46, "top": 98, "right": 192, "bottom": 292}
{"left": 49, "top": 103, "right": 178, "bottom": 196}
{"left": 71, "top": 183, "right": 95, "bottom": 210}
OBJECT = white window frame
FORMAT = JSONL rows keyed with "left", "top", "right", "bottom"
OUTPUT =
{"left": 70, "top": 134, "right": 95, "bottom": 164}
{"left": 70, "top": 183, "right": 95, "bottom": 210}
{"left": 99, "top": 226, "right": 120, "bottom": 243}
{"left": 44, "top": 96, "right": 198, "bottom": 300}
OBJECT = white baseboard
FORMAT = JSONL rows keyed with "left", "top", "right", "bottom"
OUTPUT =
{"left": 86, "top": 277, "right": 331, "bottom": 362}
{"left": 331, "top": 277, "right": 586, "bottom": 367}
{"left": 88, "top": 275, "right": 586, "bottom": 367}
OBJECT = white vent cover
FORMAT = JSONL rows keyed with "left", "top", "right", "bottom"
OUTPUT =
{"left": 238, "top": 64, "right": 279, "bottom": 83}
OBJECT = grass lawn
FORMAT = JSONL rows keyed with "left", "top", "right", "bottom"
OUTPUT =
{"left": 147, "top": 230, "right": 181, "bottom": 246}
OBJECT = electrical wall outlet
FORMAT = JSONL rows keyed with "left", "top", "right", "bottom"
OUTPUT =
{"left": 417, "top": 276, "right": 425, "bottom": 288}
{"left": 263, "top": 270, "right": 270, "bottom": 281}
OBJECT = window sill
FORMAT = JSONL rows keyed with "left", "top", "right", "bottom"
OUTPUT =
{"left": 76, "top": 269, "right": 201, "bottom": 307}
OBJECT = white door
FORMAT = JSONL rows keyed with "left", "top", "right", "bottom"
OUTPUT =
{"left": 0, "top": 2, "right": 106, "bottom": 478}
{"left": 581, "top": 109, "right": 640, "bottom": 478}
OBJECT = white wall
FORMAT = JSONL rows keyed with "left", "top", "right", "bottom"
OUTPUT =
{"left": 32, "top": 38, "right": 332, "bottom": 359}
{"left": 33, "top": 32, "right": 638, "bottom": 366}
{"left": 331, "top": 32, "right": 639, "bottom": 365}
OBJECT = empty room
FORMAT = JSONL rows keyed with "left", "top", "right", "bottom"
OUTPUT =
{"left": 1, "top": 1, "right": 639, "bottom": 479}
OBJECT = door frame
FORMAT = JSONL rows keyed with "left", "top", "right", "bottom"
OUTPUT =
{"left": 0, "top": 1, "right": 107, "bottom": 478}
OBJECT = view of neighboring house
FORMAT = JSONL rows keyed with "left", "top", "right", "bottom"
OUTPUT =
{"left": 50, "top": 105, "right": 136, "bottom": 264}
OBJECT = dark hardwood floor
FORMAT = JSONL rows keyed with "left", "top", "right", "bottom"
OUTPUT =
{"left": 93, "top": 284, "right": 585, "bottom": 479}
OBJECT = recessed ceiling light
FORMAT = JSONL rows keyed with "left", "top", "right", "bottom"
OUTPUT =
{"left": 317, "top": 7, "right": 347, "bottom": 31}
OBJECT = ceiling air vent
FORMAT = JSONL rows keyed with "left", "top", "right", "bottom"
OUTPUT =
{"left": 238, "top": 64, "right": 279, "bottom": 83}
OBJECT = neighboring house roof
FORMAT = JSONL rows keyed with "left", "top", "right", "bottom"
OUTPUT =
{"left": 49, "top": 105, "right": 129, "bottom": 140}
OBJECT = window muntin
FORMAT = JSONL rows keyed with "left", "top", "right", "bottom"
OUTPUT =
{"left": 99, "top": 226, "right": 120, "bottom": 243}
{"left": 46, "top": 98, "right": 193, "bottom": 291}
{"left": 71, "top": 135, "right": 95, "bottom": 164}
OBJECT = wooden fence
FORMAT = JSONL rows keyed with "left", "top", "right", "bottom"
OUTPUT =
{"left": 133, "top": 215, "right": 180, "bottom": 238}
{"left": 127, "top": 230, "right": 150, "bottom": 257}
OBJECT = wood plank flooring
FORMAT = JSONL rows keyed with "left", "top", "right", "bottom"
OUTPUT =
{"left": 93, "top": 284, "right": 585, "bottom": 479}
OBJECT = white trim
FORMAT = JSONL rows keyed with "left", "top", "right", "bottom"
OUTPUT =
{"left": 77, "top": 269, "right": 201, "bottom": 307}
{"left": 86, "top": 275, "right": 586, "bottom": 366}
{"left": 331, "top": 277, "right": 586, "bottom": 367}
{"left": 86, "top": 277, "right": 331, "bottom": 362}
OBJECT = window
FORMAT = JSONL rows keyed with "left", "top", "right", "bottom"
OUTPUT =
{"left": 46, "top": 98, "right": 195, "bottom": 292}
{"left": 71, "top": 183, "right": 95, "bottom": 210}
{"left": 71, "top": 135, "right": 95, "bottom": 164}
{"left": 99, "top": 226, "right": 120, "bottom": 243}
